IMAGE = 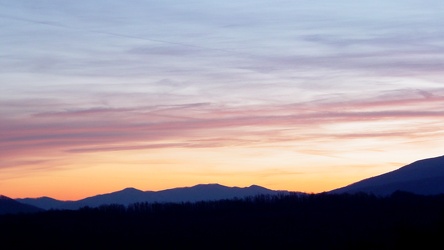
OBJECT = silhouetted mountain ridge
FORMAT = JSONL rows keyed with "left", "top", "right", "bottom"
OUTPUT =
{"left": 17, "top": 184, "right": 290, "bottom": 210}
{"left": 0, "top": 195, "right": 43, "bottom": 215}
{"left": 331, "top": 155, "right": 444, "bottom": 196}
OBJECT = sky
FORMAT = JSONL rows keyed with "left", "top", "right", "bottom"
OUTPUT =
{"left": 1, "top": 0, "right": 444, "bottom": 200}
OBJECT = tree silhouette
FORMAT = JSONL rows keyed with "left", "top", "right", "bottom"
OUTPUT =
{"left": 1, "top": 192, "right": 444, "bottom": 249}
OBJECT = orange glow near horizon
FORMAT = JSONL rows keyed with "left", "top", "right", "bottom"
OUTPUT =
{"left": 3, "top": 142, "right": 443, "bottom": 200}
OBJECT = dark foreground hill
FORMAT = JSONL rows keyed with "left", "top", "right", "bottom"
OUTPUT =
{"left": 330, "top": 155, "right": 444, "bottom": 196}
{"left": 17, "top": 184, "right": 287, "bottom": 210}
{"left": 0, "top": 195, "right": 43, "bottom": 215}
{"left": 2, "top": 192, "right": 444, "bottom": 249}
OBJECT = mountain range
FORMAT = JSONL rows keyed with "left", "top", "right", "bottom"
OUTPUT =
{"left": 3, "top": 154, "right": 444, "bottom": 214}
{"left": 16, "top": 184, "right": 289, "bottom": 211}
{"left": 330, "top": 155, "right": 444, "bottom": 196}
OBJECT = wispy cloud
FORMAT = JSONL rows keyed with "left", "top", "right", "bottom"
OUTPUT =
{"left": 2, "top": 87, "right": 444, "bottom": 166}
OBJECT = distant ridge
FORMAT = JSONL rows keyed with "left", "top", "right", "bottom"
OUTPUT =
{"left": 330, "top": 155, "right": 444, "bottom": 196}
{"left": 17, "top": 184, "right": 291, "bottom": 210}
{"left": 0, "top": 195, "right": 43, "bottom": 215}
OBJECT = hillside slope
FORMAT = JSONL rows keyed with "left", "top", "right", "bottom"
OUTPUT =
{"left": 330, "top": 155, "right": 444, "bottom": 196}
{"left": 0, "top": 195, "right": 43, "bottom": 214}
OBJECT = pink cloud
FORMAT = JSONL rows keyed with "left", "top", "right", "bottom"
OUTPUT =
{"left": 2, "top": 88, "right": 444, "bottom": 169}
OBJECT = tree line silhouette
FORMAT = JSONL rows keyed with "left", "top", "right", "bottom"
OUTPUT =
{"left": 1, "top": 191, "right": 444, "bottom": 249}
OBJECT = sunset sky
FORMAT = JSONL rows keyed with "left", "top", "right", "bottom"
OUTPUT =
{"left": 2, "top": 0, "right": 444, "bottom": 200}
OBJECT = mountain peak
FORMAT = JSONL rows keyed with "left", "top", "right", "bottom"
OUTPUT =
{"left": 248, "top": 184, "right": 268, "bottom": 190}
{"left": 192, "top": 183, "right": 225, "bottom": 188}
{"left": 120, "top": 187, "right": 143, "bottom": 193}
{"left": 0, "top": 195, "right": 11, "bottom": 200}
